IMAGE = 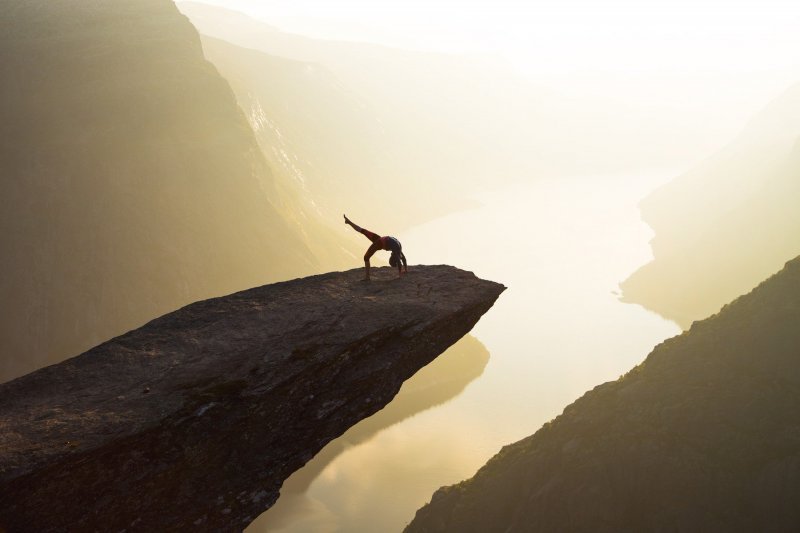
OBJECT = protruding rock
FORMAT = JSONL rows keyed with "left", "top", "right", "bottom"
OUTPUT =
{"left": 0, "top": 265, "right": 504, "bottom": 532}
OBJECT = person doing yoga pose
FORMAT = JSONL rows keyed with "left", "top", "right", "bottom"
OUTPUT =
{"left": 344, "top": 214, "right": 408, "bottom": 280}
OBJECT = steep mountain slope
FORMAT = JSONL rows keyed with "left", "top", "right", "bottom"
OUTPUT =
{"left": 0, "top": 0, "right": 349, "bottom": 381}
{"left": 180, "top": 2, "right": 729, "bottom": 230}
{"left": 0, "top": 266, "right": 504, "bottom": 532}
{"left": 407, "top": 257, "right": 800, "bottom": 532}
{"left": 195, "top": 36, "right": 444, "bottom": 230}
{"left": 190, "top": 32, "right": 523, "bottom": 229}
{"left": 621, "top": 84, "right": 800, "bottom": 327}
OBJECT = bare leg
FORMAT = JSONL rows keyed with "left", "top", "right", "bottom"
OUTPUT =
{"left": 344, "top": 214, "right": 381, "bottom": 244}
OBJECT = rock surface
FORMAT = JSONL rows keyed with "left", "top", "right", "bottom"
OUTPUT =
{"left": 407, "top": 257, "right": 800, "bottom": 532}
{"left": 0, "top": 265, "right": 504, "bottom": 532}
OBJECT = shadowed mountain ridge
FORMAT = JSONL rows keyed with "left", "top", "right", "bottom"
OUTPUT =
{"left": 408, "top": 256, "right": 800, "bottom": 532}
{"left": 0, "top": 0, "right": 355, "bottom": 382}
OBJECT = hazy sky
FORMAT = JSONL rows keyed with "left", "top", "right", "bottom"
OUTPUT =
{"left": 189, "top": 0, "right": 800, "bottom": 78}
{"left": 182, "top": 0, "right": 800, "bottom": 158}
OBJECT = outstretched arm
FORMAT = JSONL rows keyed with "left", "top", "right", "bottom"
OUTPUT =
{"left": 401, "top": 253, "right": 408, "bottom": 274}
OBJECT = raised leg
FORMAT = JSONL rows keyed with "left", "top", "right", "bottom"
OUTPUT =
{"left": 345, "top": 215, "right": 381, "bottom": 244}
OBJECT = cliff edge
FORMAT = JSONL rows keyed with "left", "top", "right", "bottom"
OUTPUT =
{"left": 0, "top": 265, "right": 504, "bottom": 532}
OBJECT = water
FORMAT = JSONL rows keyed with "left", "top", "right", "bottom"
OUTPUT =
{"left": 248, "top": 173, "right": 681, "bottom": 532}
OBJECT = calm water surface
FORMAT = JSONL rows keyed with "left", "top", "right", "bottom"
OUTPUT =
{"left": 249, "top": 173, "right": 681, "bottom": 532}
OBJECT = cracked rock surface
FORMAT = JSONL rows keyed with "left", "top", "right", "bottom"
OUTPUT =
{"left": 0, "top": 265, "right": 504, "bottom": 532}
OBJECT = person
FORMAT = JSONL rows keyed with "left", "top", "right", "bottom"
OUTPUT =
{"left": 344, "top": 214, "right": 407, "bottom": 280}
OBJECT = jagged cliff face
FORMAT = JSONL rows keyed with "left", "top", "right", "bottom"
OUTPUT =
{"left": 196, "top": 36, "right": 427, "bottom": 230}
{"left": 0, "top": 265, "right": 504, "bottom": 532}
{"left": 195, "top": 35, "right": 395, "bottom": 260}
{"left": 190, "top": 32, "right": 502, "bottom": 230}
{"left": 621, "top": 84, "right": 800, "bottom": 327}
{"left": 407, "top": 258, "right": 800, "bottom": 532}
{"left": 181, "top": 2, "right": 745, "bottom": 235}
{"left": 0, "top": 0, "right": 339, "bottom": 382}
{"left": 181, "top": 3, "right": 658, "bottom": 231}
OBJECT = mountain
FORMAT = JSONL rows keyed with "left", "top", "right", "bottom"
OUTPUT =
{"left": 407, "top": 257, "right": 800, "bottom": 532}
{"left": 194, "top": 35, "right": 459, "bottom": 230}
{"left": 0, "top": 265, "right": 504, "bottom": 532}
{"left": 179, "top": 2, "right": 727, "bottom": 230}
{"left": 181, "top": 21, "right": 537, "bottom": 229}
{"left": 621, "top": 84, "right": 800, "bottom": 327}
{"left": 0, "top": 0, "right": 353, "bottom": 382}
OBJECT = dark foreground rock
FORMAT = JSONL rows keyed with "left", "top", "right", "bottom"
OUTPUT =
{"left": 0, "top": 265, "right": 503, "bottom": 532}
{"left": 407, "top": 257, "right": 800, "bottom": 532}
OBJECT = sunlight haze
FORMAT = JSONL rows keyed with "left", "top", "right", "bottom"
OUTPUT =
{"left": 183, "top": 0, "right": 800, "bottom": 164}
{"left": 3, "top": 1, "right": 800, "bottom": 531}
{"left": 188, "top": 0, "right": 800, "bottom": 75}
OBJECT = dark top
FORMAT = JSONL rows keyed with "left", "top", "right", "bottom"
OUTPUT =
{"left": 381, "top": 236, "right": 402, "bottom": 253}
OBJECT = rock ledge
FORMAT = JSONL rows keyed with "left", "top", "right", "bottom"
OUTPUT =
{"left": 0, "top": 265, "right": 504, "bottom": 532}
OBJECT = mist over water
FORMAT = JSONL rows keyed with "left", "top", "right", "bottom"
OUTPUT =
{"left": 3, "top": 1, "right": 799, "bottom": 530}
{"left": 249, "top": 172, "right": 681, "bottom": 532}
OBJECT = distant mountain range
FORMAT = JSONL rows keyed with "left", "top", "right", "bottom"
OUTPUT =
{"left": 179, "top": 1, "right": 742, "bottom": 229}
{"left": 179, "top": 2, "right": 540, "bottom": 228}
{"left": 621, "top": 84, "right": 800, "bottom": 328}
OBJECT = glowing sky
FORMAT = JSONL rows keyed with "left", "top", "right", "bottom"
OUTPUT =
{"left": 187, "top": 0, "right": 800, "bottom": 77}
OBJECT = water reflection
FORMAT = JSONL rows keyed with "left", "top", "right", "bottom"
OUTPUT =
{"left": 248, "top": 174, "right": 682, "bottom": 532}
{"left": 249, "top": 335, "right": 490, "bottom": 532}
